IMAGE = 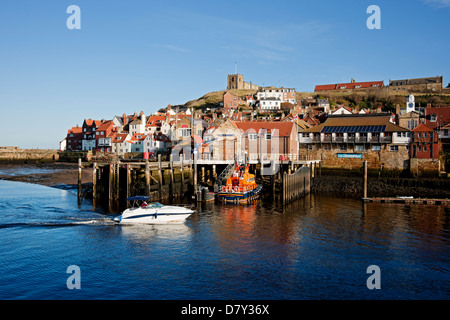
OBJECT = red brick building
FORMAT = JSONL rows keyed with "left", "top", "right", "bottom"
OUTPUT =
{"left": 223, "top": 91, "right": 246, "bottom": 109}
{"left": 66, "top": 126, "right": 83, "bottom": 151}
{"left": 411, "top": 124, "right": 439, "bottom": 159}
{"left": 94, "top": 121, "right": 117, "bottom": 153}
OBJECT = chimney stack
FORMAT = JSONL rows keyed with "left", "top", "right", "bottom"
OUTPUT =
{"left": 123, "top": 113, "right": 127, "bottom": 126}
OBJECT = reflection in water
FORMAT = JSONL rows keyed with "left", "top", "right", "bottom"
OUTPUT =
{"left": 0, "top": 180, "right": 449, "bottom": 299}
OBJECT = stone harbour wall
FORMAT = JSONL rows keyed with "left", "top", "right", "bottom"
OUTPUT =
{"left": 0, "top": 148, "right": 59, "bottom": 163}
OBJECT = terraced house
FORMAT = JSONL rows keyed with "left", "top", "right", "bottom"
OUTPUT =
{"left": 299, "top": 113, "right": 411, "bottom": 170}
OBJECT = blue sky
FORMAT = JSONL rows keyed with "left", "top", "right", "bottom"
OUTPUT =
{"left": 0, "top": 0, "right": 449, "bottom": 148}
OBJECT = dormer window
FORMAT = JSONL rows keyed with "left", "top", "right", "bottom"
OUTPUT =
{"left": 430, "top": 114, "right": 437, "bottom": 122}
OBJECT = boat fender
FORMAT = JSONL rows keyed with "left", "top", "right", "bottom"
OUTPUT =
{"left": 234, "top": 186, "right": 239, "bottom": 193}
{"left": 221, "top": 186, "right": 226, "bottom": 192}
{"left": 155, "top": 211, "right": 158, "bottom": 219}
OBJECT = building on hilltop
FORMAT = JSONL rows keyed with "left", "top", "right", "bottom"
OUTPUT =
{"left": 227, "top": 74, "right": 260, "bottom": 90}
{"left": 389, "top": 76, "right": 443, "bottom": 93}
{"left": 314, "top": 79, "right": 384, "bottom": 93}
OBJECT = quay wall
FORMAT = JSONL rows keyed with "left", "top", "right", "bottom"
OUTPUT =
{"left": 300, "top": 146, "right": 442, "bottom": 176}
{"left": 0, "top": 148, "right": 58, "bottom": 163}
{"left": 313, "top": 174, "right": 450, "bottom": 198}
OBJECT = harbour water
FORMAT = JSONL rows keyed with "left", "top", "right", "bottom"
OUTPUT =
{"left": 0, "top": 179, "right": 449, "bottom": 300}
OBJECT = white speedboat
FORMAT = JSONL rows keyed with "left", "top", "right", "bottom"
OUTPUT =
{"left": 114, "top": 196, "right": 194, "bottom": 225}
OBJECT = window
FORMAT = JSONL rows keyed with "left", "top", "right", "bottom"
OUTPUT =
{"left": 355, "top": 145, "right": 364, "bottom": 152}
{"left": 179, "top": 128, "right": 191, "bottom": 137}
{"left": 390, "top": 145, "right": 399, "bottom": 152}
{"left": 372, "top": 145, "right": 381, "bottom": 151}
{"left": 248, "top": 133, "right": 258, "bottom": 140}
{"left": 423, "top": 146, "right": 427, "bottom": 151}
{"left": 302, "top": 133, "right": 309, "bottom": 138}
{"left": 430, "top": 114, "right": 437, "bottom": 122}
{"left": 265, "top": 133, "right": 272, "bottom": 140}
{"left": 340, "top": 145, "right": 347, "bottom": 151}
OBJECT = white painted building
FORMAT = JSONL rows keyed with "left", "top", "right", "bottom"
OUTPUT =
{"left": 111, "top": 133, "right": 131, "bottom": 155}
{"left": 143, "top": 133, "right": 171, "bottom": 154}
{"left": 259, "top": 97, "right": 281, "bottom": 111}
{"left": 129, "top": 113, "right": 146, "bottom": 136}
{"left": 257, "top": 87, "right": 296, "bottom": 104}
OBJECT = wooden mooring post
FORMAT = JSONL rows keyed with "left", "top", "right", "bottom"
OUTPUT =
{"left": 77, "top": 158, "right": 82, "bottom": 202}
{"left": 363, "top": 160, "right": 368, "bottom": 200}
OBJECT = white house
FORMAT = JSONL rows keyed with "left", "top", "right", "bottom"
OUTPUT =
{"left": 143, "top": 133, "right": 171, "bottom": 154}
{"left": 112, "top": 133, "right": 131, "bottom": 155}
{"left": 257, "top": 87, "right": 296, "bottom": 104}
{"left": 259, "top": 97, "right": 281, "bottom": 111}
{"left": 129, "top": 133, "right": 146, "bottom": 153}
{"left": 129, "top": 113, "right": 146, "bottom": 136}
{"left": 59, "top": 138, "right": 67, "bottom": 151}
{"left": 161, "top": 122, "right": 174, "bottom": 140}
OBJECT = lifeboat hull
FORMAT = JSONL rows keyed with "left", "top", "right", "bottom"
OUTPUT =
{"left": 217, "top": 185, "right": 262, "bottom": 204}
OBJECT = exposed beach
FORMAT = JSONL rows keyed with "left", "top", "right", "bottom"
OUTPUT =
{"left": 0, "top": 162, "right": 92, "bottom": 188}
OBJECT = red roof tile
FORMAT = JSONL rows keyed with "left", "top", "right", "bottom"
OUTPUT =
{"left": 231, "top": 121, "right": 294, "bottom": 136}
{"left": 412, "top": 124, "right": 433, "bottom": 132}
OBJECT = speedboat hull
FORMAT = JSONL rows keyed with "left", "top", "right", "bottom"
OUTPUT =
{"left": 115, "top": 205, "right": 193, "bottom": 225}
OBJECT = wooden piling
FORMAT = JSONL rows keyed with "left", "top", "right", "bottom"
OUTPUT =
{"left": 77, "top": 158, "right": 82, "bottom": 201}
{"left": 126, "top": 164, "right": 131, "bottom": 200}
{"left": 92, "top": 162, "right": 97, "bottom": 201}
{"left": 158, "top": 154, "right": 163, "bottom": 201}
{"left": 181, "top": 158, "right": 185, "bottom": 195}
{"left": 363, "top": 160, "right": 368, "bottom": 199}
{"left": 145, "top": 161, "right": 151, "bottom": 197}
{"left": 170, "top": 154, "right": 174, "bottom": 198}
{"left": 108, "top": 163, "right": 113, "bottom": 203}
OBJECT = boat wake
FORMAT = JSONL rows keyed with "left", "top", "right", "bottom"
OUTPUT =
{"left": 0, "top": 219, "right": 116, "bottom": 229}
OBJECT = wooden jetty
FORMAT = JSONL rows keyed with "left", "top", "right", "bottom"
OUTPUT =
{"left": 363, "top": 197, "right": 450, "bottom": 205}
{"left": 77, "top": 154, "right": 194, "bottom": 209}
{"left": 77, "top": 154, "right": 321, "bottom": 209}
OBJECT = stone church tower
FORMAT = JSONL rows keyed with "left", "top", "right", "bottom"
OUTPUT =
{"left": 227, "top": 74, "right": 259, "bottom": 90}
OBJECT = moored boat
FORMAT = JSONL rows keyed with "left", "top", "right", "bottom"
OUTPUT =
{"left": 217, "top": 164, "right": 262, "bottom": 204}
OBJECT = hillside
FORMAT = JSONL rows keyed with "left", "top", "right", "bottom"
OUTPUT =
{"left": 175, "top": 88, "right": 450, "bottom": 113}
{"left": 184, "top": 89, "right": 258, "bottom": 109}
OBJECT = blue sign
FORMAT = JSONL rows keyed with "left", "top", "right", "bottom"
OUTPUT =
{"left": 337, "top": 153, "right": 363, "bottom": 159}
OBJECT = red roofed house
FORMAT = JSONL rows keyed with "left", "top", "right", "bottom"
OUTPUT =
{"left": 211, "top": 119, "right": 298, "bottom": 162}
{"left": 66, "top": 126, "right": 83, "bottom": 151}
{"left": 129, "top": 133, "right": 146, "bottom": 153}
{"left": 82, "top": 119, "right": 103, "bottom": 151}
{"left": 111, "top": 133, "right": 131, "bottom": 155}
{"left": 95, "top": 121, "right": 118, "bottom": 153}
{"left": 424, "top": 106, "right": 450, "bottom": 130}
{"left": 411, "top": 124, "right": 440, "bottom": 159}
{"left": 146, "top": 115, "right": 167, "bottom": 134}
{"left": 315, "top": 79, "right": 384, "bottom": 93}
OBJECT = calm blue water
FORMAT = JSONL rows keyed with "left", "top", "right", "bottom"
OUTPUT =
{"left": 0, "top": 179, "right": 449, "bottom": 300}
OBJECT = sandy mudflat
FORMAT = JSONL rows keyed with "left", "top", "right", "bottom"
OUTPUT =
{"left": 0, "top": 162, "right": 93, "bottom": 187}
